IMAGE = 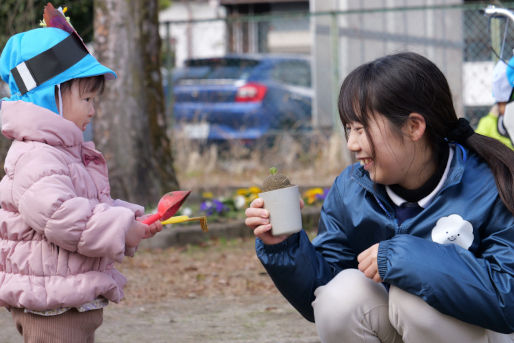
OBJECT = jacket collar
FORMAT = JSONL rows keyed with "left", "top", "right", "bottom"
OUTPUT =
{"left": 386, "top": 146, "right": 454, "bottom": 209}
{"left": 350, "top": 143, "right": 467, "bottom": 216}
{"left": 1, "top": 100, "right": 84, "bottom": 147}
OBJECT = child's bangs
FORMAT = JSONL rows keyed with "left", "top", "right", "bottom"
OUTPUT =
{"left": 78, "top": 75, "right": 106, "bottom": 95}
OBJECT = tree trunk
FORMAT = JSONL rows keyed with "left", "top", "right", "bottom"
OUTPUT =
{"left": 93, "top": 0, "right": 178, "bottom": 206}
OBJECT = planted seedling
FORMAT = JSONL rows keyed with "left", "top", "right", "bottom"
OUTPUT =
{"left": 259, "top": 167, "right": 302, "bottom": 236}
{"left": 262, "top": 167, "right": 293, "bottom": 192}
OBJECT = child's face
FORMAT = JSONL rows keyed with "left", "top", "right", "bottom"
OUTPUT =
{"left": 61, "top": 81, "right": 98, "bottom": 132}
{"left": 346, "top": 113, "right": 425, "bottom": 188}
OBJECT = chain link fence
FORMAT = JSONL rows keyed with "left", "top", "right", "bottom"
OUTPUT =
{"left": 464, "top": 3, "right": 514, "bottom": 127}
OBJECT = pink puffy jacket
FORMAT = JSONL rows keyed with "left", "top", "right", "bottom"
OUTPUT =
{"left": 0, "top": 100, "right": 144, "bottom": 311}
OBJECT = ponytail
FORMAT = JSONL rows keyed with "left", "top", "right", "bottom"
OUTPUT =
{"left": 447, "top": 118, "right": 514, "bottom": 214}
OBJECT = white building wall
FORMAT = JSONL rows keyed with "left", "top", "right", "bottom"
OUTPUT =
{"left": 463, "top": 61, "right": 495, "bottom": 106}
{"left": 312, "top": 0, "right": 464, "bottom": 129}
{"left": 159, "top": 1, "right": 226, "bottom": 67}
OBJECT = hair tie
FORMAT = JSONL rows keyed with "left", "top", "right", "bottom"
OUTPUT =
{"left": 447, "top": 118, "right": 474, "bottom": 143}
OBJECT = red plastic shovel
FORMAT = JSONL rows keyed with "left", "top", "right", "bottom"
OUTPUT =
{"left": 141, "top": 190, "right": 191, "bottom": 225}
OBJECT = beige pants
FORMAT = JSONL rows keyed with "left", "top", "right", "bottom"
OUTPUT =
{"left": 312, "top": 269, "right": 514, "bottom": 343}
{"left": 11, "top": 307, "right": 103, "bottom": 343}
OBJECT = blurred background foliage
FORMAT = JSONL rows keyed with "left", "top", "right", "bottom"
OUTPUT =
{"left": 0, "top": 0, "right": 172, "bottom": 48}
{"left": 0, "top": 0, "right": 94, "bottom": 47}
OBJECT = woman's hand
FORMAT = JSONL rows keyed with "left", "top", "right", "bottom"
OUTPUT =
{"left": 244, "top": 197, "right": 304, "bottom": 245}
{"left": 357, "top": 243, "right": 382, "bottom": 283}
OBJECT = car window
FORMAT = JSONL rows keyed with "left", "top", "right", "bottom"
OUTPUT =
{"left": 271, "top": 61, "right": 311, "bottom": 87}
{"left": 174, "top": 66, "right": 211, "bottom": 82}
{"left": 176, "top": 58, "right": 259, "bottom": 84}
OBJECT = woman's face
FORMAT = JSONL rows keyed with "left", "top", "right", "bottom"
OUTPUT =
{"left": 346, "top": 113, "right": 429, "bottom": 189}
{"left": 61, "top": 81, "right": 98, "bottom": 131}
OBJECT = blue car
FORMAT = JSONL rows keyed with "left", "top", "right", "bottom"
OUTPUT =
{"left": 170, "top": 54, "right": 313, "bottom": 142}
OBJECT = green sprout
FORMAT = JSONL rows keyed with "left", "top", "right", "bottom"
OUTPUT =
{"left": 269, "top": 167, "right": 277, "bottom": 175}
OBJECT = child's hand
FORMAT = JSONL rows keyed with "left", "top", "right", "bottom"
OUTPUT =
{"left": 143, "top": 221, "right": 163, "bottom": 239}
{"left": 125, "top": 220, "right": 146, "bottom": 248}
{"left": 245, "top": 197, "right": 303, "bottom": 245}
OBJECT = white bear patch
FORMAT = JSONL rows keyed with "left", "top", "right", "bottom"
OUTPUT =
{"left": 431, "top": 214, "right": 474, "bottom": 250}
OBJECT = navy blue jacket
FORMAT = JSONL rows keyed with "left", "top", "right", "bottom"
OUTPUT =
{"left": 256, "top": 145, "right": 514, "bottom": 333}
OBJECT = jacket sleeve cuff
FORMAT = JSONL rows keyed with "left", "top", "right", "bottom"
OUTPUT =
{"left": 377, "top": 240, "right": 391, "bottom": 280}
{"left": 112, "top": 199, "right": 145, "bottom": 217}
{"left": 256, "top": 231, "right": 301, "bottom": 253}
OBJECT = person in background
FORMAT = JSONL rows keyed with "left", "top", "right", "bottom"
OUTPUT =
{"left": 475, "top": 57, "right": 514, "bottom": 149}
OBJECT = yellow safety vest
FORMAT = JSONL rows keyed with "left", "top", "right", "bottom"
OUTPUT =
{"left": 475, "top": 113, "right": 514, "bottom": 150}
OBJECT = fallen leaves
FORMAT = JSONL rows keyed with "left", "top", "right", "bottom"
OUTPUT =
{"left": 118, "top": 237, "right": 278, "bottom": 306}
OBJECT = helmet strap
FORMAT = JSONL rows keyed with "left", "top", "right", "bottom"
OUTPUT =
{"left": 10, "top": 33, "right": 87, "bottom": 95}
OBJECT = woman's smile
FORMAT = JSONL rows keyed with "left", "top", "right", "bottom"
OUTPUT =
{"left": 359, "top": 158, "right": 373, "bottom": 170}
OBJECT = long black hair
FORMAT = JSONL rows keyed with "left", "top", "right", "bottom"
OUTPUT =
{"left": 338, "top": 51, "right": 514, "bottom": 214}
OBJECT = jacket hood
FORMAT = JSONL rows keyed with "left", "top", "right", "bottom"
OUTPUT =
{"left": 0, "top": 27, "right": 116, "bottom": 115}
{"left": 1, "top": 100, "right": 83, "bottom": 147}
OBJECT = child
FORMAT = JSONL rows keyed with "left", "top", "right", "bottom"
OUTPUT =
{"left": 246, "top": 52, "right": 514, "bottom": 342}
{"left": 475, "top": 58, "right": 514, "bottom": 149}
{"left": 0, "top": 18, "right": 162, "bottom": 343}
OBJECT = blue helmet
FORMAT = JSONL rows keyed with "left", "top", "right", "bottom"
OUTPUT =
{"left": 0, "top": 27, "right": 116, "bottom": 114}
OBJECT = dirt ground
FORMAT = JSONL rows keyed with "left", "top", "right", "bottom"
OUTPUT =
{"left": 0, "top": 237, "right": 320, "bottom": 343}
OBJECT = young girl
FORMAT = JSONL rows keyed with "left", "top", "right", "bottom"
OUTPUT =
{"left": 246, "top": 52, "right": 514, "bottom": 343}
{"left": 0, "top": 26, "right": 162, "bottom": 342}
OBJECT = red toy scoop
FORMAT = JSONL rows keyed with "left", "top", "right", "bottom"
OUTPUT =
{"left": 141, "top": 191, "right": 191, "bottom": 225}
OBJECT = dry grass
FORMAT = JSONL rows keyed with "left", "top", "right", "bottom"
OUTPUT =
{"left": 172, "top": 130, "right": 352, "bottom": 191}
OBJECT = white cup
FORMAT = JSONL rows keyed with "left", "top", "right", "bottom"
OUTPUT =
{"left": 259, "top": 185, "right": 302, "bottom": 236}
